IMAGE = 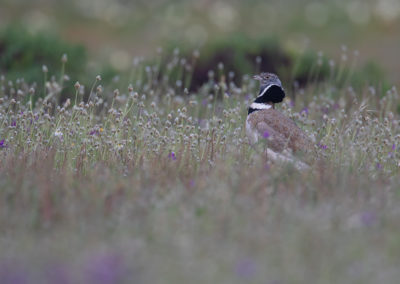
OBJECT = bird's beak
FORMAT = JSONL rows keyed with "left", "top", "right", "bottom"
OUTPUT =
{"left": 253, "top": 75, "right": 262, "bottom": 81}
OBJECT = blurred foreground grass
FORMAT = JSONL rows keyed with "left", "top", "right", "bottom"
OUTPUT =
{"left": 1, "top": 0, "right": 400, "bottom": 282}
{"left": 1, "top": 45, "right": 400, "bottom": 283}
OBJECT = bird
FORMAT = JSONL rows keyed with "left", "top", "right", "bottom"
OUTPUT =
{"left": 246, "top": 72, "right": 312, "bottom": 168}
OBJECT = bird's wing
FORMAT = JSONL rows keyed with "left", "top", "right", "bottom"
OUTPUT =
{"left": 249, "top": 109, "right": 312, "bottom": 152}
{"left": 255, "top": 121, "right": 287, "bottom": 152}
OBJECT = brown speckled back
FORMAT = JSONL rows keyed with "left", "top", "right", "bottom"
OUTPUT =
{"left": 247, "top": 109, "right": 312, "bottom": 153}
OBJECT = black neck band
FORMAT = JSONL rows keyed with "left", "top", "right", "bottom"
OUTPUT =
{"left": 248, "top": 107, "right": 258, "bottom": 114}
{"left": 257, "top": 85, "right": 285, "bottom": 104}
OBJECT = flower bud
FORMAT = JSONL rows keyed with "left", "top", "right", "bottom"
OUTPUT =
{"left": 61, "top": 54, "right": 68, "bottom": 63}
{"left": 74, "top": 81, "right": 81, "bottom": 91}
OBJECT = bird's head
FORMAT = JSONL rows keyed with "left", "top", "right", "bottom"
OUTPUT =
{"left": 253, "top": 72, "right": 282, "bottom": 88}
{"left": 253, "top": 72, "right": 285, "bottom": 104}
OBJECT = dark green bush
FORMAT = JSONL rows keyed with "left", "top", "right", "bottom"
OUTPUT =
{"left": 0, "top": 25, "right": 87, "bottom": 94}
{"left": 166, "top": 34, "right": 386, "bottom": 96}
{"left": 170, "top": 35, "right": 290, "bottom": 90}
{"left": 166, "top": 34, "right": 333, "bottom": 91}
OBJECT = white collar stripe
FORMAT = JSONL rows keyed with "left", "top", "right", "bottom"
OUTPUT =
{"left": 250, "top": 103, "right": 272, "bottom": 110}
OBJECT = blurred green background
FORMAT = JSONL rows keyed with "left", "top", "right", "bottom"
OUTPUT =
{"left": 0, "top": 0, "right": 399, "bottom": 86}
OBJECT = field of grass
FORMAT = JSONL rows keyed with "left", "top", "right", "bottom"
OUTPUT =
{"left": 2, "top": 0, "right": 400, "bottom": 85}
{"left": 1, "top": 47, "right": 400, "bottom": 283}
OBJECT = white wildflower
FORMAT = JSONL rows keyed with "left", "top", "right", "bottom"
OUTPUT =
{"left": 54, "top": 129, "right": 63, "bottom": 138}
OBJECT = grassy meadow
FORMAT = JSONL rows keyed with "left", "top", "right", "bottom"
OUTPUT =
{"left": 1, "top": 48, "right": 400, "bottom": 283}
{"left": 1, "top": 0, "right": 400, "bottom": 283}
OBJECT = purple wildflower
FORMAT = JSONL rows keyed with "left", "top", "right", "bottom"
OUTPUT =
{"left": 0, "top": 139, "right": 6, "bottom": 149}
{"left": 235, "top": 258, "right": 257, "bottom": 279}
{"left": 44, "top": 264, "right": 72, "bottom": 284}
{"left": 85, "top": 252, "right": 126, "bottom": 284}
{"left": 392, "top": 144, "right": 396, "bottom": 151}
{"left": 89, "top": 130, "right": 98, "bottom": 136}
{"left": 198, "top": 119, "right": 208, "bottom": 129}
{"left": 360, "top": 211, "right": 377, "bottom": 227}
{"left": 263, "top": 131, "right": 270, "bottom": 138}
{"left": 317, "top": 142, "right": 327, "bottom": 150}
{"left": 168, "top": 152, "right": 177, "bottom": 161}
{"left": 0, "top": 260, "right": 28, "bottom": 284}
{"left": 301, "top": 107, "right": 309, "bottom": 115}
{"left": 11, "top": 120, "right": 16, "bottom": 127}
{"left": 376, "top": 163, "right": 382, "bottom": 170}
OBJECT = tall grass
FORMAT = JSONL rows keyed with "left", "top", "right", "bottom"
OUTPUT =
{"left": 1, "top": 50, "right": 400, "bottom": 283}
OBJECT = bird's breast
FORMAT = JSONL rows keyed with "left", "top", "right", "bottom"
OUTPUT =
{"left": 245, "top": 116, "right": 259, "bottom": 144}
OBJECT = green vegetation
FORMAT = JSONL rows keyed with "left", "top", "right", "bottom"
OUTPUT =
{"left": 1, "top": 49, "right": 400, "bottom": 283}
{"left": 0, "top": 26, "right": 87, "bottom": 97}
{"left": 1, "top": 0, "right": 400, "bottom": 283}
